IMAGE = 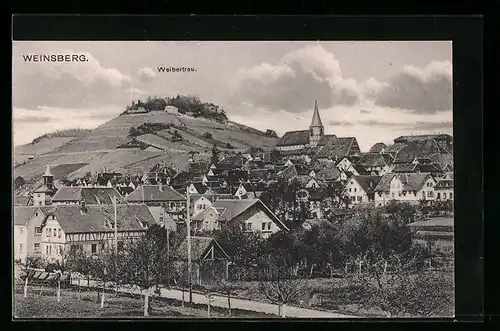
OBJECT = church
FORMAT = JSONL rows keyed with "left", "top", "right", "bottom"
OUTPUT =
{"left": 275, "top": 101, "right": 361, "bottom": 163}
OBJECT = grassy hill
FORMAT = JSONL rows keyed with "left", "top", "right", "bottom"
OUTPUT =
{"left": 13, "top": 129, "right": 91, "bottom": 165}
{"left": 13, "top": 111, "right": 278, "bottom": 183}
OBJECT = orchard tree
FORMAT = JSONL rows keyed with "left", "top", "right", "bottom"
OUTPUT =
{"left": 259, "top": 256, "right": 309, "bottom": 318}
{"left": 125, "top": 225, "right": 175, "bottom": 316}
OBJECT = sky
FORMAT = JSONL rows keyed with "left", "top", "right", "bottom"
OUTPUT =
{"left": 12, "top": 41, "right": 452, "bottom": 151}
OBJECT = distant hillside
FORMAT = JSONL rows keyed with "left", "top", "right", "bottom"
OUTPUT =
{"left": 13, "top": 108, "right": 279, "bottom": 183}
{"left": 123, "top": 95, "right": 228, "bottom": 123}
{"left": 29, "top": 129, "right": 91, "bottom": 145}
{"left": 14, "top": 129, "right": 92, "bottom": 165}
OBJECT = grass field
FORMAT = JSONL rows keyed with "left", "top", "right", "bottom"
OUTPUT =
{"left": 13, "top": 285, "right": 277, "bottom": 319}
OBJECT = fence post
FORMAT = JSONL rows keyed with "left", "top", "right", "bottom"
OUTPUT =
{"left": 207, "top": 295, "right": 211, "bottom": 318}
{"left": 57, "top": 279, "right": 61, "bottom": 303}
{"left": 24, "top": 277, "right": 28, "bottom": 298}
{"left": 78, "top": 279, "right": 81, "bottom": 301}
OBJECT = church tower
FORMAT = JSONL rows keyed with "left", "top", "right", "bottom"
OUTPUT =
{"left": 32, "top": 165, "right": 56, "bottom": 206}
{"left": 309, "top": 101, "right": 324, "bottom": 147}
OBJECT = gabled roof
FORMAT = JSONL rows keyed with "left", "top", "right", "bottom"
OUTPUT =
{"left": 357, "top": 153, "right": 393, "bottom": 167}
{"left": 316, "top": 162, "right": 341, "bottom": 181}
{"left": 296, "top": 175, "right": 316, "bottom": 187}
{"left": 276, "top": 130, "right": 310, "bottom": 147}
{"left": 350, "top": 175, "right": 382, "bottom": 195}
{"left": 317, "top": 135, "right": 337, "bottom": 147}
{"left": 394, "top": 134, "right": 452, "bottom": 143}
{"left": 125, "top": 185, "right": 185, "bottom": 202}
{"left": 435, "top": 179, "right": 453, "bottom": 189}
{"left": 41, "top": 204, "right": 155, "bottom": 234}
{"left": 175, "top": 236, "right": 230, "bottom": 261}
{"left": 192, "top": 199, "right": 288, "bottom": 230}
{"left": 314, "top": 137, "right": 359, "bottom": 160}
{"left": 33, "top": 184, "right": 58, "bottom": 195}
{"left": 369, "top": 142, "right": 387, "bottom": 153}
{"left": 374, "top": 173, "right": 434, "bottom": 192}
{"left": 248, "top": 168, "right": 272, "bottom": 181}
{"left": 394, "top": 139, "right": 450, "bottom": 164}
{"left": 191, "top": 193, "right": 235, "bottom": 204}
{"left": 51, "top": 187, "right": 127, "bottom": 204}
{"left": 14, "top": 206, "right": 39, "bottom": 225}
{"left": 429, "top": 153, "right": 454, "bottom": 171}
{"left": 277, "top": 165, "right": 298, "bottom": 181}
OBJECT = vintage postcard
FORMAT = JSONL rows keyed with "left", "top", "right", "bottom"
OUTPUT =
{"left": 12, "top": 40, "right": 454, "bottom": 319}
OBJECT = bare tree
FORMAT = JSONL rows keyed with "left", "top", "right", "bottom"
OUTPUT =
{"left": 352, "top": 250, "right": 453, "bottom": 317}
{"left": 259, "top": 261, "right": 309, "bottom": 318}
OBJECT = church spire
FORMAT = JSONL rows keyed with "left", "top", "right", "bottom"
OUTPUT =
{"left": 44, "top": 165, "right": 53, "bottom": 177}
{"left": 310, "top": 101, "right": 323, "bottom": 127}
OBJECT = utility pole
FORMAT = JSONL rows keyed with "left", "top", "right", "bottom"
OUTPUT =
{"left": 186, "top": 188, "right": 192, "bottom": 303}
{"left": 114, "top": 195, "right": 118, "bottom": 256}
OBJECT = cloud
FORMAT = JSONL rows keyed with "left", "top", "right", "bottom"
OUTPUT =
{"left": 12, "top": 50, "right": 137, "bottom": 109}
{"left": 372, "top": 60, "right": 452, "bottom": 113}
{"left": 230, "top": 45, "right": 362, "bottom": 113}
{"left": 328, "top": 120, "right": 354, "bottom": 126}
{"left": 137, "top": 66, "right": 156, "bottom": 82}
{"left": 402, "top": 121, "right": 453, "bottom": 132}
{"left": 13, "top": 106, "right": 123, "bottom": 146}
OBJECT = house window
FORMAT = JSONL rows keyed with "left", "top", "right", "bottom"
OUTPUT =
{"left": 262, "top": 223, "right": 266, "bottom": 231}
{"left": 437, "top": 193, "right": 441, "bottom": 199}
{"left": 46, "top": 245, "right": 49, "bottom": 254}
{"left": 267, "top": 222, "right": 272, "bottom": 230}
{"left": 159, "top": 216, "right": 164, "bottom": 223}
{"left": 428, "top": 191, "right": 433, "bottom": 198}
{"left": 443, "top": 193, "right": 447, "bottom": 199}
{"left": 91, "top": 244, "right": 97, "bottom": 254}
{"left": 118, "top": 241, "right": 124, "bottom": 251}
{"left": 48, "top": 245, "right": 52, "bottom": 255}
{"left": 58, "top": 229, "right": 61, "bottom": 238}
{"left": 20, "top": 228, "right": 23, "bottom": 235}
{"left": 398, "top": 192, "right": 402, "bottom": 197}
{"left": 170, "top": 202, "right": 175, "bottom": 209}
{"left": 35, "top": 227, "right": 41, "bottom": 234}
{"left": 392, "top": 193, "right": 395, "bottom": 198}
{"left": 349, "top": 188, "right": 352, "bottom": 192}
{"left": 354, "top": 188, "right": 357, "bottom": 192}
{"left": 59, "top": 246, "right": 63, "bottom": 255}
{"left": 351, "top": 196, "right": 355, "bottom": 202}
{"left": 20, "top": 244, "right": 23, "bottom": 253}
{"left": 100, "top": 243, "right": 105, "bottom": 252}
{"left": 246, "top": 223, "right": 252, "bottom": 231}
{"left": 357, "top": 196, "right": 362, "bottom": 202}
{"left": 450, "top": 192, "right": 453, "bottom": 199}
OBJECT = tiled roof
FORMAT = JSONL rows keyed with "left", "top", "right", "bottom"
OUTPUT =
{"left": 357, "top": 153, "right": 393, "bottom": 167}
{"left": 219, "top": 154, "right": 248, "bottom": 167}
{"left": 51, "top": 187, "right": 127, "bottom": 204}
{"left": 369, "top": 142, "right": 387, "bottom": 153}
{"left": 314, "top": 137, "right": 359, "bottom": 160}
{"left": 192, "top": 199, "right": 288, "bottom": 230}
{"left": 429, "top": 153, "right": 454, "bottom": 171}
{"left": 375, "top": 173, "right": 432, "bottom": 192}
{"left": 394, "top": 139, "right": 450, "bottom": 164}
{"left": 42, "top": 204, "right": 155, "bottom": 234}
{"left": 248, "top": 168, "right": 272, "bottom": 181}
{"left": 394, "top": 134, "right": 452, "bottom": 143}
{"left": 14, "top": 206, "right": 38, "bottom": 225}
{"left": 316, "top": 162, "right": 341, "bottom": 181}
{"left": 125, "top": 185, "right": 185, "bottom": 202}
{"left": 435, "top": 179, "right": 453, "bottom": 189}
{"left": 276, "top": 130, "right": 310, "bottom": 147}
{"left": 175, "top": 236, "right": 229, "bottom": 261}
{"left": 317, "top": 135, "right": 338, "bottom": 146}
{"left": 353, "top": 164, "right": 371, "bottom": 175}
{"left": 392, "top": 163, "right": 418, "bottom": 173}
{"left": 277, "top": 165, "right": 298, "bottom": 181}
{"left": 352, "top": 175, "right": 382, "bottom": 194}
{"left": 33, "top": 184, "right": 58, "bottom": 195}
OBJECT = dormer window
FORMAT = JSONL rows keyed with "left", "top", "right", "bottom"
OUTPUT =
{"left": 141, "top": 221, "right": 149, "bottom": 229}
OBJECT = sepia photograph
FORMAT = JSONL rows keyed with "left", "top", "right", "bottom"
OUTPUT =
{"left": 12, "top": 40, "right": 454, "bottom": 319}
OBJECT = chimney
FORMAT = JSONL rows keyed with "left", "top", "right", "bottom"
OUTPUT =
{"left": 159, "top": 181, "right": 163, "bottom": 192}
